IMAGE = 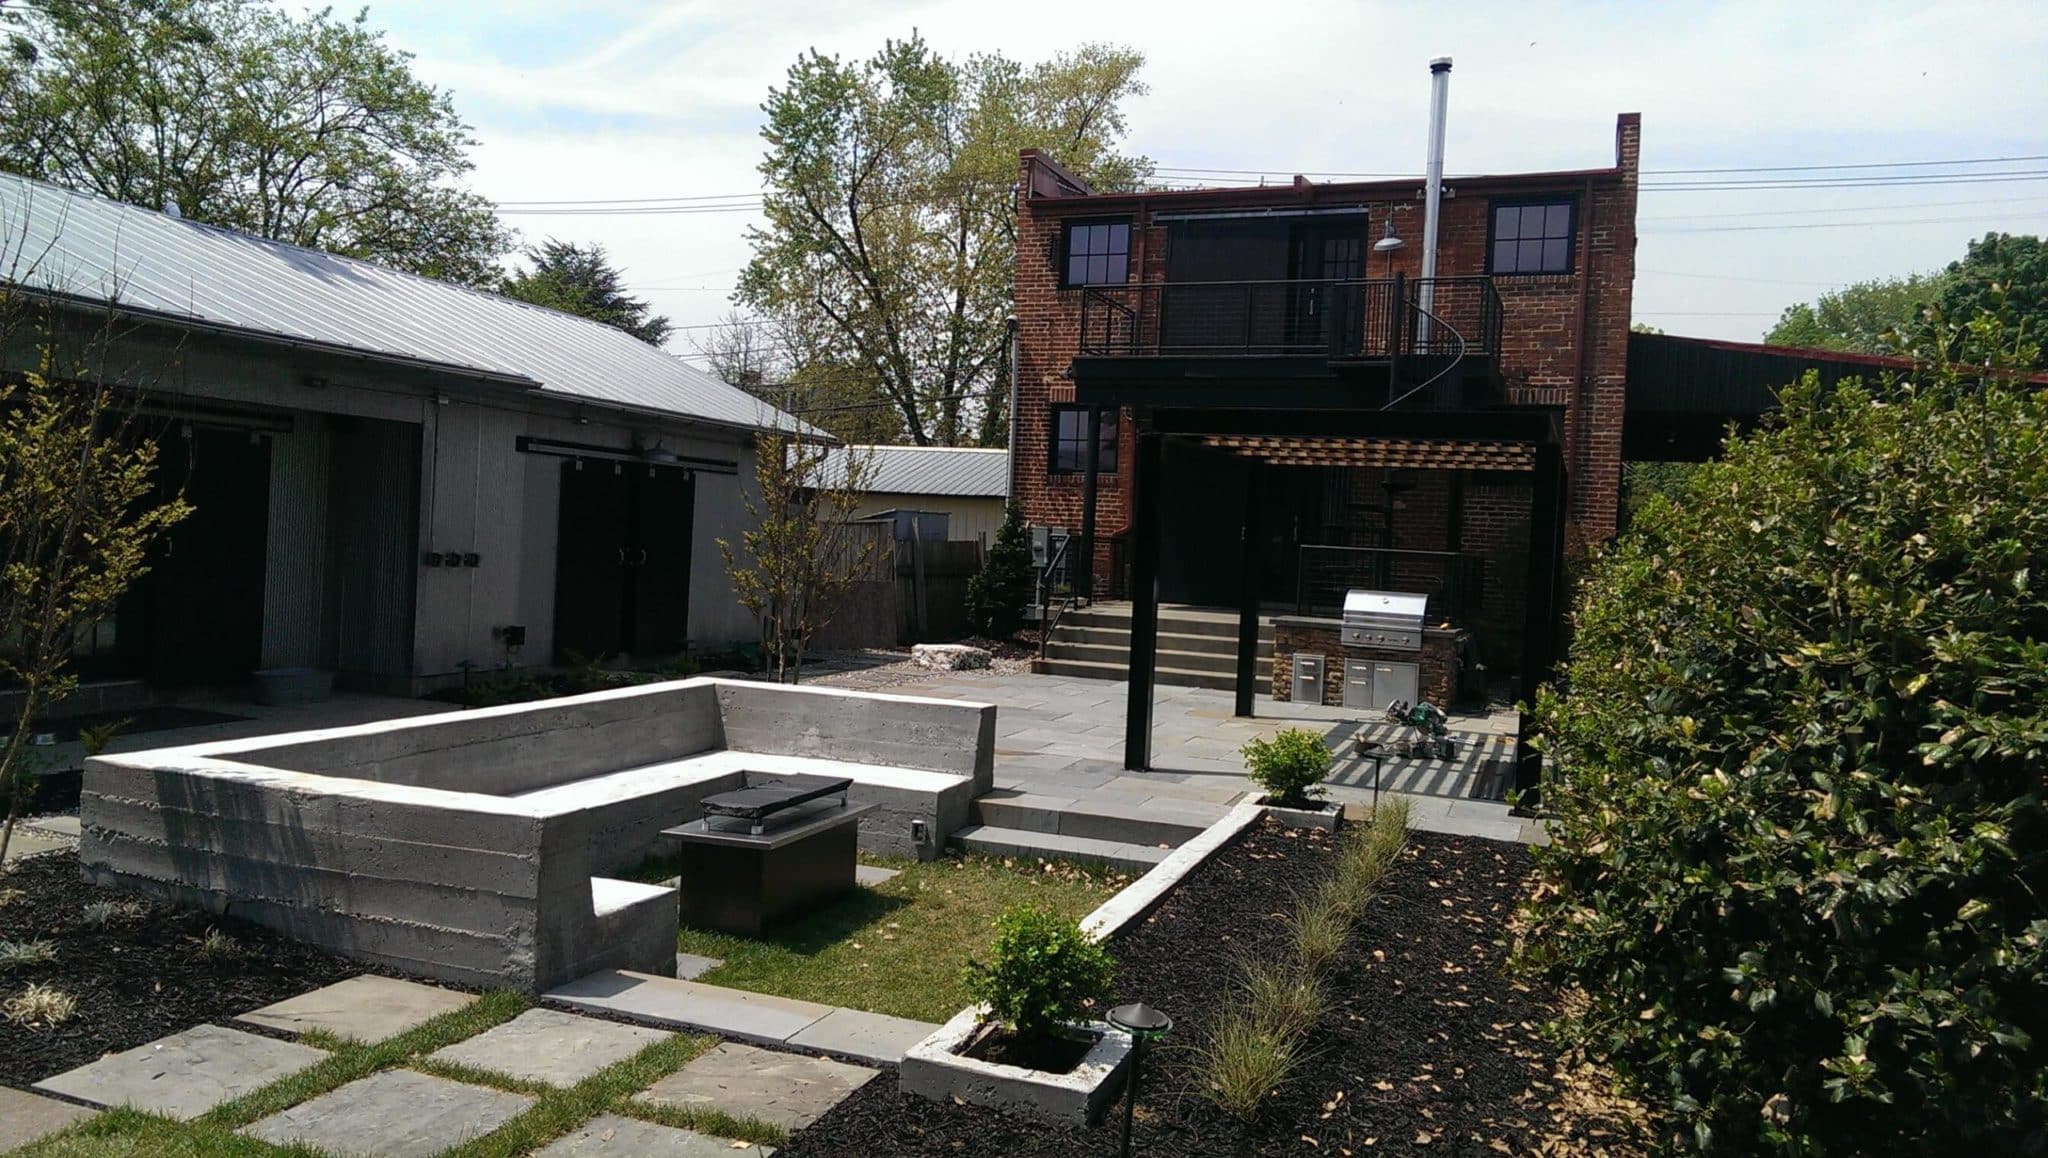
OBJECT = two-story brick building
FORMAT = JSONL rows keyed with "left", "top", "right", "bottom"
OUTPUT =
{"left": 1009, "top": 106, "right": 1642, "bottom": 775}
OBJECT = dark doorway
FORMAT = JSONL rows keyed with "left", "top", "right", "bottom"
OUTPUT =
{"left": 552, "top": 460, "right": 695, "bottom": 664}
{"left": 1286, "top": 221, "right": 1367, "bottom": 350}
{"left": 121, "top": 427, "right": 272, "bottom": 687}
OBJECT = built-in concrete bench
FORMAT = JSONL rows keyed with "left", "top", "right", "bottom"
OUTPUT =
{"left": 78, "top": 679, "right": 995, "bottom": 992}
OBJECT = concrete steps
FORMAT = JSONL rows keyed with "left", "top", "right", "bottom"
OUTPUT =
{"left": 974, "top": 791, "right": 1218, "bottom": 847}
{"left": 951, "top": 825, "right": 1172, "bottom": 874}
{"left": 1040, "top": 604, "right": 1275, "bottom": 693}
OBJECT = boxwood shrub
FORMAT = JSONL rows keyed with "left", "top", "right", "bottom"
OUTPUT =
{"left": 1517, "top": 321, "right": 2048, "bottom": 1154}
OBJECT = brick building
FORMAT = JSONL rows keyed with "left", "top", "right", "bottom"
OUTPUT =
{"left": 1007, "top": 109, "right": 1642, "bottom": 772}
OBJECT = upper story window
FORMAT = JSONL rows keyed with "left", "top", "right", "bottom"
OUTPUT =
{"left": 1050, "top": 406, "right": 1118, "bottom": 474}
{"left": 1063, "top": 220, "right": 1131, "bottom": 287}
{"left": 1489, "top": 200, "right": 1574, "bottom": 275}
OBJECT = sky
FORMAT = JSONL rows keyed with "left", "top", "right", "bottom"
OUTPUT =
{"left": 357, "top": 0, "right": 2048, "bottom": 354}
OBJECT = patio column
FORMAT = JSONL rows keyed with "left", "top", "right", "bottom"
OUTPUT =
{"left": 1513, "top": 440, "right": 1567, "bottom": 802}
{"left": 1124, "top": 428, "right": 1164, "bottom": 771}
{"left": 1078, "top": 406, "right": 1101, "bottom": 603}
{"left": 1234, "top": 460, "right": 1264, "bottom": 718}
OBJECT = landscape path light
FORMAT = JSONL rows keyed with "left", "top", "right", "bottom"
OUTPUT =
{"left": 1108, "top": 1001, "right": 1173, "bottom": 1158}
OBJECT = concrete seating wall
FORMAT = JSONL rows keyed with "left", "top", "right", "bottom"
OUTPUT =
{"left": 77, "top": 678, "right": 997, "bottom": 991}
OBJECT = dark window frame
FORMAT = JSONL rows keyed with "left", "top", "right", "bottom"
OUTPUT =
{"left": 1048, "top": 405, "right": 1119, "bottom": 475}
{"left": 1486, "top": 199, "right": 1577, "bottom": 276}
{"left": 1060, "top": 218, "right": 1133, "bottom": 288}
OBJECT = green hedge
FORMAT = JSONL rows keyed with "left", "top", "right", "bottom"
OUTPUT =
{"left": 1518, "top": 322, "right": 2048, "bottom": 1154}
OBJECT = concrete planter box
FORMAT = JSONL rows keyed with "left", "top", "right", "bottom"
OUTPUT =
{"left": 900, "top": 1008, "right": 1132, "bottom": 1124}
{"left": 1263, "top": 799, "right": 1342, "bottom": 832}
{"left": 903, "top": 801, "right": 1271, "bottom": 1122}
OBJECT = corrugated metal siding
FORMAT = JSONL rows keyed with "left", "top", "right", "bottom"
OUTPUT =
{"left": 1626, "top": 332, "right": 1884, "bottom": 416}
{"left": 821, "top": 445, "right": 1009, "bottom": 497}
{"left": 855, "top": 494, "right": 1007, "bottom": 543}
{"left": 0, "top": 173, "right": 808, "bottom": 434}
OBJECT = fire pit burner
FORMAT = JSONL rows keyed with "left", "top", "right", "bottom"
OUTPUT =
{"left": 699, "top": 773, "right": 853, "bottom": 834}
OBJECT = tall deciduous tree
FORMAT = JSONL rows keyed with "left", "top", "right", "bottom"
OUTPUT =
{"left": 1940, "top": 232, "right": 2048, "bottom": 362}
{"left": 0, "top": 0, "right": 510, "bottom": 284}
{"left": 738, "top": 34, "right": 1148, "bottom": 447}
{"left": 1765, "top": 272, "right": 1948, "bottom": 354}
{"left": 501, "top": 240, "right": 672, "bottom": 345}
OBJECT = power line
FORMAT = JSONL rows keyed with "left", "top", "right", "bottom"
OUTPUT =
{"left": 1645, "top": 211, "right": 2035, "bottom": 234}
{"left": 1638, "top": 269, "right": 1848, "bottom": 288}
{"left": 1149, "top": 151, "right": 2048, "bottom": 180}
{"left": 1638, "top": 193, "right": 2048, "bottom": 222}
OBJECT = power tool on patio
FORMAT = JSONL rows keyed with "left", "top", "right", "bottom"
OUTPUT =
{"left": 1384, "top": 699, "right": 1457, "bottom": 761}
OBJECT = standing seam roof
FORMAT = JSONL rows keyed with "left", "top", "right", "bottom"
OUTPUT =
{"left": 0, "top": 172, "right": 811, "bottom": 435}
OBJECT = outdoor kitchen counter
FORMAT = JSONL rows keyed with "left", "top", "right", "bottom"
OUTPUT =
{"left": 1270, "top": 615, "right": 1467, "bottom": 709}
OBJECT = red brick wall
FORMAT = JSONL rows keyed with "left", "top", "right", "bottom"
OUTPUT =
{"left": 1012, "top": 114, "right": 1640, "bottom": 584}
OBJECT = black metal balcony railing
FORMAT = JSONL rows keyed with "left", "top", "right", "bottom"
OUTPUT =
{"left": 1078, "top": 274, "right": 1502, "bottom": 362}
{"left": 1294, "top": 545, "right": 1488, "bottom": 622}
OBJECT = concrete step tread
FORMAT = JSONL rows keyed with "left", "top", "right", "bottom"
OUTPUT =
{"left": 952, "top": 825, "right": 1174, "bottom": 871}
{"left": 546, "top": 971, "right": 937, "bottom": 1064}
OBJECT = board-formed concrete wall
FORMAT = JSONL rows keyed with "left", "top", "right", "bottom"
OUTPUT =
{"left": 78, "top": 678, "right": 997, "bottom": 990}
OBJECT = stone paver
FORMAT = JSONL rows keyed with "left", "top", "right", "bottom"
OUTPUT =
{"left": 675, "top": 951, "right": 724, "bottom": 980}
{"left": 33, "top": 1024, "right": 326, "bottom": 1120}
{"left": 853, "top": 864, "right": 900, "bottom": 886}
{"left": 809, "top": 668, "right": 1536, "bottom": 844}
{"left": 0, "top": 1086, "right": 97, "bottom": 1151}
{"left": 634, "top": 1042, "right": 874, "bottom": 1132}
{"left": 431, "top": 1008, "right": 669, "bottom": 1086}
{"left": 548, "top": 971, "right": 832, "bottom": 1045}
{"left": 236, "top": 975, "right": 476, "bottom": 1043}
{"left": 786, "top": 1006, "right": 940, "bottom": 1065}
{"left": 242, "top": 1069, "right": 532, "bottom": 1156}
{"left": 533, "top": 1113, "right": 773, "bottom": 1156}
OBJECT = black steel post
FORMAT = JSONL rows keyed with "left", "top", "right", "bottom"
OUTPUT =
{"left": 1234, "top": 460, "right": 1264, "bottom": 718}
{"left": 1120, "top": 1036, "right": 1147, "bottom": 1158}
{"left": 1124, "top": 429, "right": 1163, "bottom": 771}
{"left": 1514, "top": 440, "right": 1567, "bottom": 803}
{"left": 1079, "top": 406, "right": 1101, "bottom": 603}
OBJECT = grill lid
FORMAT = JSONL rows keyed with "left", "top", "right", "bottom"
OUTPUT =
{"left": 1342, "top": 589, "right": 1429, "bottom": 624}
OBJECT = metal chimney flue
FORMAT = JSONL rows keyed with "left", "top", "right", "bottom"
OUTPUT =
{"left": 1418, "top": 57, "right": 1451, "bottom": 346}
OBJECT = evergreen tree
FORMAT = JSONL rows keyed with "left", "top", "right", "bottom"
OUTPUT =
{"left": 965, "top": 501, "right": 1033, "bottom": 638}
{"left": 501, "top": 240, "right": 672, "bottom": 345}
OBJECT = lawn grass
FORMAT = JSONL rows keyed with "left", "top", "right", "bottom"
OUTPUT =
{"left": 676, "top": 854, "right": 1129, "bottom": 1023}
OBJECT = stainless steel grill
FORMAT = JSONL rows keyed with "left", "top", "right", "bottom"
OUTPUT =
{"left": 1340, "top": 589, "right": 1428, "bottom": 651}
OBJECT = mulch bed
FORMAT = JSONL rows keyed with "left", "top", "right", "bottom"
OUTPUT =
{"left": 0, "top": 850, "right": 362, "bottom": 1088}
{"left": 782, "top": 819, "right": 1643, "bottom": 1157}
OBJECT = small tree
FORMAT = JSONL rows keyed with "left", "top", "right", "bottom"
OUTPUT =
{"left": 0, "top": 325, "right": 190, "bottom": 866}
{"left": 1516, "top": 308, "right": 2048, "bottom": 1154}
{"left": 718, "top": 431, "right": 875, "bottom": 683}
{"left": 964, "top": 500, "right": 1031, "bottom": 638}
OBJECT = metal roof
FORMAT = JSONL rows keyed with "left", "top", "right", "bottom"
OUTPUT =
{"left": 0, "top": 172, "right": 810, "bottom": 435}
{"left": 820, "top": 444, "right": 1010, "bottom": 497}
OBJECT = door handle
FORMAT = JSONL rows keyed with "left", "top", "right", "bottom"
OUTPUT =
{"left": 638, "top": 548, "right": 649, "bottom": 566}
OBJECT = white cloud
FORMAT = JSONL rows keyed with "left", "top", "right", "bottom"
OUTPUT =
{"left": 361, "top": 0, "right": 2048, "bottom": 343}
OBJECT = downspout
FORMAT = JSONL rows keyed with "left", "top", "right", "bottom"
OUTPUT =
{"left": 1572, "top": 175, "right": 1597, "bottom": 468}
{"left": 1004, "top": 315, "right": 1019, "bottom": 498}
{"left": 1417, "top": 57, "right": 1452, "bottom": 345}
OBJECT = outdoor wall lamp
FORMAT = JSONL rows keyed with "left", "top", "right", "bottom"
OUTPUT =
{"left": 1108, "top": 1002, "right": 1173, "bottom": 1158}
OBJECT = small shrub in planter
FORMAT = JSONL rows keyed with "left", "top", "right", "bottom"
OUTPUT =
{"left": 1240, "top": 728, "right": 1332, "bottom": 810}
{"left": 962, "top": 904, "right": 1116, "bottom": 1069}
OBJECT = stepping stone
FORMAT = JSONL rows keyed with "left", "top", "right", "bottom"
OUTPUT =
{"left": 549, "top": 971, "right": 833, "bottom": 1045}
{"left": 634, "top": 1042, "right": 874, "bottom": 1132}
{"left": 0, "top": 1086, "right": 97, "bottom": 1152}
{"left": 675, "top": 952, "right": 724, "bottom": 980}
{"left": 787, "top": 1007, "right": 939, "bottom": 1065}
{"left": 242, "top": 1068, "right": 532, "bottom": 1156}
{"left": 430, "top": 1008, "right": 668, "bottom": 1087}
{"left": 533, "top": 1113, "right": 773, "bottom": 1156}
{"left": 33, "top": 1023, "right": 326, "bottom": 1120}
{"left": 237, "top": 975, "right": 476, "bottom": 1043}
{"left": 853, "top": 864, "right": 900, "bottom": 886}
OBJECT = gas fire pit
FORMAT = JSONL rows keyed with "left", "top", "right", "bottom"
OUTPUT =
{"left": 663, "top": 773, "right": 874, "bottom": 936}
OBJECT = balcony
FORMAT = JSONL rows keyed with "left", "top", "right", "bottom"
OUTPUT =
{"left": 1073, "top": 275, "right": 1503, "bottom": 410}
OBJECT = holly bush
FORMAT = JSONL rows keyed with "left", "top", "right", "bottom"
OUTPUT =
{"left": 1517, "top": 316, "right": 2048, "bottom": 1154}
{"left": 963, "top": 904, "right": 1116, "bottom": 1043}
